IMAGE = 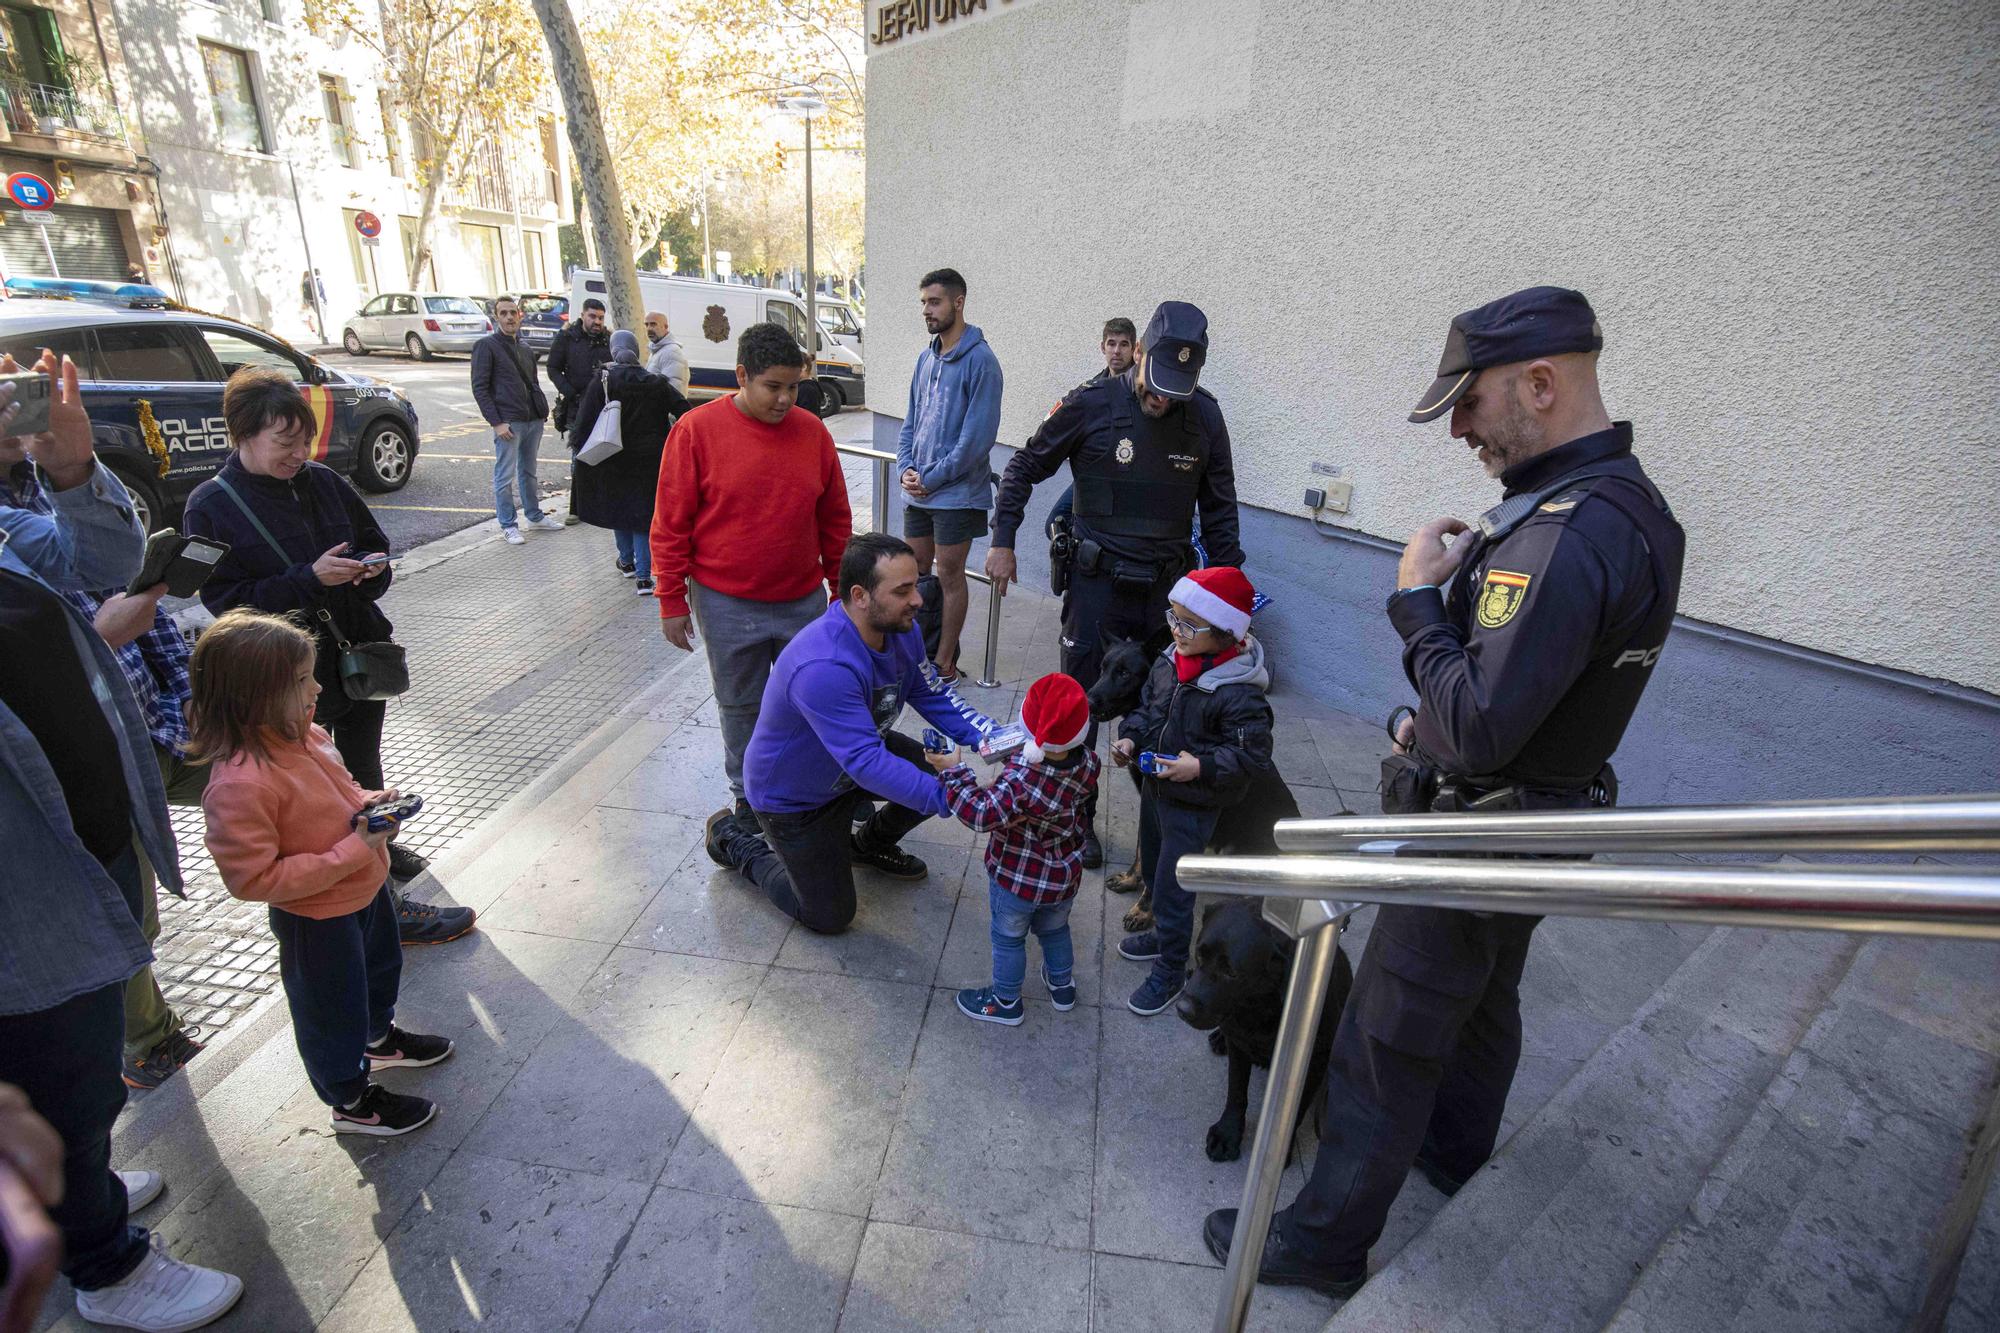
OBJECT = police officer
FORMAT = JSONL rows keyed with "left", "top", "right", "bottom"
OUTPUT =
{"left": 1202, "top": 286, "right": 1685, "bottom": 1296}
{"left": 986, "top": 300, "right": 1243, "bottom": 860}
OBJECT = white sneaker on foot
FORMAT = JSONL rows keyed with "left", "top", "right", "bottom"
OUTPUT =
{"left": 501, "top": 526, "right": 526, "bottom": 545}
{"left": 74, "top": 1237, "right": 243, "bottom": 1331}
{"left": 524, "top": 514, "right": 565, "bottom": 532}
{"left": 117, "top": 1169, "right": 164, "bottom": 1210}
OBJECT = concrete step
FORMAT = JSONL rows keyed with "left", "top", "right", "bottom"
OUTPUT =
{"left": 1324, "top": 925, "right": 1864, "bottom": 1333}
{"left": 1604, "top": 935, "right": 2000, "bottom": 1333}
{"left": 1945, "top": 1154, "right": 2000, "bottom": 1332}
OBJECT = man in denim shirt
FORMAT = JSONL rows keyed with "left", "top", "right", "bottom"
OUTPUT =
{"left": 0, "top": 353, "right": 244, "bottom": 1329}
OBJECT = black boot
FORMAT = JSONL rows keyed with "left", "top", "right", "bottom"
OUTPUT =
{"left": 1201, "top": 1209, "right": 1366, "bottom": 1299}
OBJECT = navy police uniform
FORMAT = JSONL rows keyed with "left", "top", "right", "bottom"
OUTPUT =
{"left": 1264, "top": 287, "right": 1686, "bottom": 1283}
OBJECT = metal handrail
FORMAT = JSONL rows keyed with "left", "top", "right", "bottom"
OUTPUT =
{"left": 834, "top": 440, "right": 1003, "bottom": 688}
{"left": 1276, "top": 793, "right": 2000, "bottom": 855}
{"left": 1179, "top": 799, "right": 2000, "bottom": 1333}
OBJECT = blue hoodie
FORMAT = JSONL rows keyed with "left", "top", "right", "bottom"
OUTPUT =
{"left": 744, "top": 602, "right": 995, "bottom": 816}
{"left": 895, "top": 324, "right": 1003, "bottom": 513}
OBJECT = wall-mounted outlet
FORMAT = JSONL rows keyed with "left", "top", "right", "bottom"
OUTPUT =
{"left": 1322, "top": 478, "right": 1352, "bottom": 513}
{"left": 1303, "top": 486, "right": 1326, "bottom": 510}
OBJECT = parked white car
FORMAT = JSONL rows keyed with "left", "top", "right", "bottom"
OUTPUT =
{"left": 340, "top": 292, "right": 493, "bottom": 360}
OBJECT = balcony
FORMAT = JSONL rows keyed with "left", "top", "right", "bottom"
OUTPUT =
{"left": 1, "top": 79, "right": 136, "bottom": 164}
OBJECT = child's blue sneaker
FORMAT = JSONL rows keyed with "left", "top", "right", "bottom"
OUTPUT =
{"left": 1127, "top": 971, "right": 1184, "bottom": 1017}
{"left": 1118, "top": 931, "right": 1162, "bottom": 963}
{"left": 1041, "top": 964, "right": 1077, "bottom": 1012}
{"left": 956, "top": 987, "right": 1024, "bottom": 1026}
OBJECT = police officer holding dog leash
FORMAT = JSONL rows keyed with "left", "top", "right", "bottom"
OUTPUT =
{"left": 1203, "top": 286, "right": 1686, "bottom": 1297}
{"left": 987, "top": 300, "right": 1243, "bottom": 865}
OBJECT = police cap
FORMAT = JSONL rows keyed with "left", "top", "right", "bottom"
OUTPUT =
{"left": 1408, "top": 286, "right": 1603, "bottom": 423}
{"left": 1140, "top": 301, "right": 1208, "bottom": 400}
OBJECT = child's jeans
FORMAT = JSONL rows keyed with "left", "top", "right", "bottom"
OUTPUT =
{"left": 989, "top": 878, "right": 1075, "bottom": 1004}
{"left": 614, "top": 527, "right": 651, "bottom": 579}
{"left": 1139, "top": 792, "right": 1223, "bottom": 986}
{"left": 269, "top": 882, "right": 402, "bottom": 1107}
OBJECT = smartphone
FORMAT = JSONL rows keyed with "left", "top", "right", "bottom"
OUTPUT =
{"left": 921, "top": 727, "right": 952, "bottom": 754}
{"left": 356, "top": 793, "right": 423, "bottom": 832}
{"left": 358, "top": 552, "right": 391, "bottom": 568}
{"left": 0, "top": 1157, "right": 61, "bottom": 1330}
{"left": 125, "top": 529, "right": 230, "bottom": 598}
{"left": 0, "top": 370, "right": 51, "bottom": 438}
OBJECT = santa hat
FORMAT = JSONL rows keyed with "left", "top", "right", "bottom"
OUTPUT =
{"left": 1169, "top": 566, "right": 1256, "bottom": 638}
{"left": 1020, "top": 672, "right": 1091, "bottom": 763}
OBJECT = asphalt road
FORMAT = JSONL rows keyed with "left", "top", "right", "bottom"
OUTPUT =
{"left": 316, "top": 349, "right": 874, "bottom": 552}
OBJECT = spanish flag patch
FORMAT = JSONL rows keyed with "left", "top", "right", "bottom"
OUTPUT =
{"left": 1475, "top": 569, "right": 1531, "bottom": 629}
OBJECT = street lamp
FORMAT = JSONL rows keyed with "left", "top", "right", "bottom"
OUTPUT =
{"left": 779, "top": 92, "right": 829, "bottom": 363}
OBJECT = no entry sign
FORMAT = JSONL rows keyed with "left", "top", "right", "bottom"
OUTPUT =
{"left": 6, "top": 172, "right": 55, "bottom": 210}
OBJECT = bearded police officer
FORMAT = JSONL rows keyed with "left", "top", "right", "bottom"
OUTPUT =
{"left": 986, "top": 300, "right": 1242, "bottom": 861}
{"left": 1203, "top": 286, "right": 1685, "bottom": 1297}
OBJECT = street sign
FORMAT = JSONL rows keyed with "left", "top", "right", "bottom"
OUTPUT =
{"left": 361, "top": 235, "right": 380, "bottom": 247}
{"left": 6, "top": 172, "right": 55, "bottom": 210}
{"left": 353, "top": 210, "right": 382, "bottom": 238}
{"left": 18, "top": 211, "right": 51, "bottom": 225}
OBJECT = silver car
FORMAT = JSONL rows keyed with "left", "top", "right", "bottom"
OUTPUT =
{"left": 340, "top": 292, "right": 492, "bottom": 361}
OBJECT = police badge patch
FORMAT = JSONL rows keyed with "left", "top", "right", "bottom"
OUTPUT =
{"left": 1115, "top": 438, "right": 1134, "bottom": 464}
{"left": 1476, "top": 569, "right": 1531, "bottom": 629}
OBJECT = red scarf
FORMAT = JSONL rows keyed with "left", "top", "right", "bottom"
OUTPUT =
{"left": 1174, "top": 644, "right": 1241, "bottom": 684}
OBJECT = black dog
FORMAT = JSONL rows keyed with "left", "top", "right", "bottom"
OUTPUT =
{"left": 1177, "top": 898, "right": 1354, "bottom": 1162}
{"left": 1085, "top": 633, "right": 1305, "bottom": 932}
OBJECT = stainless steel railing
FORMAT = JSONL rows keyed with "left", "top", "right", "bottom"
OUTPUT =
{"left": 836, "top": 441, "right": 1003, "bottom": 688}
{"left": 1174, "top": 793, "right": 2000, "bottom": 1333}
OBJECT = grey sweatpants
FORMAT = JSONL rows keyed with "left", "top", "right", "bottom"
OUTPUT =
{"left": 687, "top": 579, "right": 827, "bottom": 800}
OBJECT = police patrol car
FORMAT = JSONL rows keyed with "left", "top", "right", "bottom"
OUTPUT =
{"left": 0, "top": 293, "right": 420, "bottom": 532}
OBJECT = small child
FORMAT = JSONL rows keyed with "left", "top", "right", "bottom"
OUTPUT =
{"left": 929, "top": 672, "right": 1101, "bottom": 1026}
{"left": 1113, "top": 567, "right": 1274, "bottom": 1017}
{"left": 189, "top": 609, "right": 452, "bottom": 1136}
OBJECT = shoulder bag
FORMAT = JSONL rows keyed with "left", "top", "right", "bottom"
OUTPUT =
{"left": 575, "top": 367, "right": 624, "bottom": 465}
{"left": 213, "top": 474, "right": 409, "bottom": 701}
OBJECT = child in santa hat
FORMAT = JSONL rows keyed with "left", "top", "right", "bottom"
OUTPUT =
{"left": 927, "top": 672, "right": 1101, "bottom": 1026}
{"left": 1112, "top": 566, "right": 1275, "bottom": 1017}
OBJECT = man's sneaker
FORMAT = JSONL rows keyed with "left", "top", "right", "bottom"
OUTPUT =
{"left": 1080, "top": 831, "right": 1104, "bottom": 869}
{"left": 366, "top": 1025, "right": 455, "bottom": 1070}
{"left": 850, "top": 835, "right": 927, "bottom": 880}
{"left": 117, "top": 1169, "right": 165, "bottom": 1211}
{"left": 1117, "top": 931, "right": 1162, "bottom": 963}
{"left": 502, "top": 526, "right": 526, "bottom": 546}
{"left": 616, "top": 557, "right": 636, "bottom": 577}
{"left": 122, "top": 1027, "right": 205, "bottom": 1090}
{"left": 1127, "top": 971, "right": 1184, "bottom": 1017}
{"left": 635, "top": 578, "right": 655, "bottom": 596}
{"left": 705, "top": 808, "right": 741, "bottom": 868}
{"left": 525, "top": 514, "right": 566, "bottom": 532}
{"left": 398, "top": 896, "right": 477, "bottom": 946}
{"left": 1041, "top": 964, "right": 1078, "bottom": 1012}
{"left": 387, "top": 843, "right": 430, "bottom": 883}
{"left": 956, "top": 987, "right": 1024, "bottom": 1026}
{"left": 331, "top": 1084, "right": 438, "bottom": 1137}
{"left": 74, "top": 1235, "right": 244, "bottom": 1330}
{"left": 1201, "top": 1208, "right": 1367, "bottom": 1299}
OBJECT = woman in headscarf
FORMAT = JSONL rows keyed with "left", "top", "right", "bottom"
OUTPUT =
{"left": 569, "top": 329, "right": 691, "bottom": 595}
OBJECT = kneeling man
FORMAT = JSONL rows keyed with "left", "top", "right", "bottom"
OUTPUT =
{"left": 704, "top": 533, "right": 995, "bottom": 933}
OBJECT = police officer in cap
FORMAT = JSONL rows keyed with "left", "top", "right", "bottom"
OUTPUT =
{"left": 1202, "top": 286, "right": 1685, "bottom": 1296}
{"left": 986, "top": 300, "right": 1243, "bottom": 862}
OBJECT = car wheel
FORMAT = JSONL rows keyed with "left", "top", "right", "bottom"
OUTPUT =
{"left": 405, "top": 333, "right": 432, "bottom": 362}
{"left": 354, "top": 419, "right": 414, "bottom": 493}
{"left": 104, "top": 460, "right": 163, "bottom": 533}
{"left": 820, "top": 381, "right": 846, "bottom": 416}
{"left": 343, "top": 329, "right": 367, "bottom": 356}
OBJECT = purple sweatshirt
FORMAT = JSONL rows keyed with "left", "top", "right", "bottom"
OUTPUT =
{"left": 743, "top": 602, "right": 993, "bottom": 816}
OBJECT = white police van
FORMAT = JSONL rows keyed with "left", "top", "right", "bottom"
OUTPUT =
{"left": 566, "top": 271, "right": 866, "bottom": 417}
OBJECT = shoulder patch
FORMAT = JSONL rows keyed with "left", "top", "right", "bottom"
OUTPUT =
{"left": 1475, "top": 569, "right": 1532, "bottom": 629}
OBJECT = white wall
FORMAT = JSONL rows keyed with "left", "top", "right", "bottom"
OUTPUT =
{"left": 865, "top": 0, "right": 2000, "bottom": 694}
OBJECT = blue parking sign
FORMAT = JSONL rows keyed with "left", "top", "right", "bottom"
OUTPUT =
{"left": 6, "top": 172, "right": 55, "bottom": 210}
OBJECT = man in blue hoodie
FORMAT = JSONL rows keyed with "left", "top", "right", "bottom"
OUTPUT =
{"left": 895, "top": 267, "right": 1003, "bottom": 682}
{"left": 703, "top": 533, "right": 996, "bottom": 934}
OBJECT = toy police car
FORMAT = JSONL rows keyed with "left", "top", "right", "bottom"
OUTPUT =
{"left": 0, "top": 297, "right": 420, "bottom": 532}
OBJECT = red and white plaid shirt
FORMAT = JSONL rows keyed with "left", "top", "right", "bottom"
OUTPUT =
{"left": 941, "top": 749, "right": 1102, "bottom": 906}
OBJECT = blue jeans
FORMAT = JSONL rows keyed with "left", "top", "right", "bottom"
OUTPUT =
{"left": 614, "top": 527, "right": 651, "bottom": 579}
{"left": 1139, "top": 793, "right": 1221, "bottom": 984}
{"left": 493, "top": 419, "right": 547, "bottom": 527}
{"left": 988, "top": 878, "right": 1075, "bottom": 1003}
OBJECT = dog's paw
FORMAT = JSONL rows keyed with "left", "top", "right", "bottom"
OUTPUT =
{"left": 1206, "top": 1118, "right": 1245, "bottom": 1162}
{"left": 1105, "top": 866, "right": 1144, "bottom": 895}
{"left": 1207, "top": 1029, "right": 1227, "bottom": 1057}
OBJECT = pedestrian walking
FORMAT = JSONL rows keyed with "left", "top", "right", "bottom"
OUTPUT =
{"left": 570, "top": 329, "right": 689, "bottom": 595}
{"left": 471, "top": 295, "right": 560, "bottom": 544}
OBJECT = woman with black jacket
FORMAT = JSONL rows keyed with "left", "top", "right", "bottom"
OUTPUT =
{"left": 568, "top": 329, "right": 689, "bottom": 595}
{"left": 183, "top": 369, "right": 472, "bottom": 944}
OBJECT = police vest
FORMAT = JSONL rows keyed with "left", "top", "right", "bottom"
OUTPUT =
{"left": 1070, "top": 382, "right": 1211, "bottom": 541}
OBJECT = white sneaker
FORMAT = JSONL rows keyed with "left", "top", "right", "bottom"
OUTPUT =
{"left": 75, "top": 1237, "right": 243, "bottom": 1331}
{"left": 117, "top": 1169, "right": 165, "bottom": 1210}
{"left": 524, "top": 514, "right": 566, "bottom": 532}
{"left": 502, "top": 526, "right": 526, "bottom": 545}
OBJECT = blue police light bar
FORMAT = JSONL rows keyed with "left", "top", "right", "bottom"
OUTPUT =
{"left": 5, "top": 276, "right": 169, "bottom": 308}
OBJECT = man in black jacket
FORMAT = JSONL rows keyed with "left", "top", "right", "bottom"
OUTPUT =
{"left": 545, "top": 297, "right": 612, "bottom": 437}
{"left": 471, "top": 296, "right": 559, "bottom": 544}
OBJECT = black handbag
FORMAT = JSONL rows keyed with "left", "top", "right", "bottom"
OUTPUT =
{"left": 214, "top": 474, "right": 409, "bottom": 701}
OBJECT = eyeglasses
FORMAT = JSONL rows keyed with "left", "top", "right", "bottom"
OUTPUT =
{"left": 1165, "top": 609, "right": 1212, "bottom": 638}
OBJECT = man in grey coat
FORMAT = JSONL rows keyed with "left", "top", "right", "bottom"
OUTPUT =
{"left": 645, "top": 310, "right": 690, "bottom": 397}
